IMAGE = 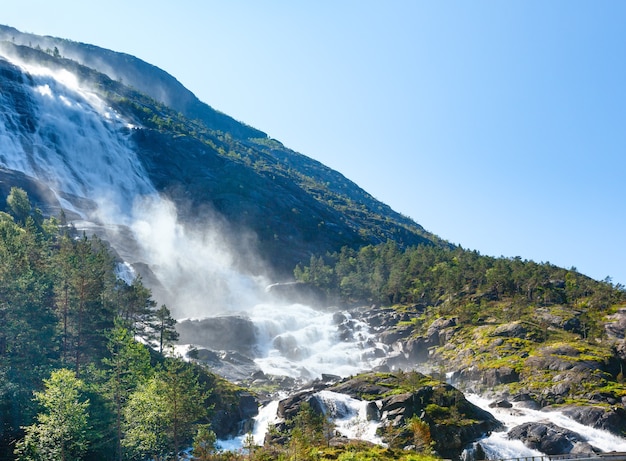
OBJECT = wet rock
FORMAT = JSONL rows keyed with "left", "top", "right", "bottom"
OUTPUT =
{"left": 560, "top": 404, "right": 626, "bottom": 436}
{"left": 489, "top": 399, "right": 512, "bottom": 409}
{"left": 366, "top": 401, "right": 380, "bottom": 421}
{"left": 176, "top": 315, "right": 258, "bottom": 355}
{"left": 211, "top": 391, "right": 259, "bottom": 439}
{"left": 321, "top": 373, "right": 341, "bottom": 383}
{"left": 188, "top": 348, "right": 262, "bottom": 383}
{"left": 404, "top": 337, "right": 429, "bottom": 362}
{"left": 507, "top": 421, "right": 595, "bottom": 455}
{"left": 265, "top": 281, "right": 327, "bottom": 307}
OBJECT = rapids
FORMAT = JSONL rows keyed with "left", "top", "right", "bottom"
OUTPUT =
{"left": 2, "top": 49, "right": 626, "bottom": 459}
{"left": 466, "top": 394, "right": 626, "bottom": 456}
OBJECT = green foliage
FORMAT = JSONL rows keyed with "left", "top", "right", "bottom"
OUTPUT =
{"left": 0, "top": 189, "right": 238, "bottom": 461}
{"left": 101, "top": 323, "right": 153, "bottom": 460}
{"left": 192, "top": 424, "right": 218, "bottom": 460}
{"left": 6, "top": 187, "right": 31, "bottom": 224}
{"left": 14, "top": 369, "right": 90, "bottom": 461}
{"left": 406, "top": 415, "right": 433, "bottom": 453}
{"left": 153, "top": 304, "right": 180, "bottom": 354}
{"left": 54, "top": 233, "right": 117, "bottom": 374}
{"left": 295, "top": 241, "right": 625, "bottom": 319}
{"left": 122, "top": 358, "right": 210, "bottom": 460}
{"left": 289, "top": 401, "right": 331, "bottom": 456}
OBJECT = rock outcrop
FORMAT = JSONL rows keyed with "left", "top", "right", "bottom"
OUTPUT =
{"left": 269, "top": 372, "right": 502, "bottom": 460}
{"left": 508, "top": 421, "right": 599, "bottom": 455}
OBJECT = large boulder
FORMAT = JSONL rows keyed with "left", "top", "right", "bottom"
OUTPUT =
{"left": 187, "top": 348, "right": 263, "bottom": 383}
{"left": 176, "top": 315, "right": 258, "bottom": 355}
{"left": 508, "top": 421, "right": 598, "bottom": 455}
{"left": 211, "top": 391, "right": 259, "bottom": 439}
{"left": 560, "top": 405, "right": 626, "bottom": 436}
{"left": 332, "top": 372, "right": 502, "bottom": 459}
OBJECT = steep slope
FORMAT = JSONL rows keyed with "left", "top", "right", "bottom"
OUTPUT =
{"left": 0, "top": 24, "right": 264, "bottom": 139}
{"left": 0, "top": 32, "right": 443, "bottom": 276}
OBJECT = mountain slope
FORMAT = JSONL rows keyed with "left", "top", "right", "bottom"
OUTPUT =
{"left": 0, "top": 28, "right": 444, "bottom": 276}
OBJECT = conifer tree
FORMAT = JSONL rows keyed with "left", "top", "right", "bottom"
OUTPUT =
{"left": 102, "top": 323, "right": 152, "bottom": 461}
{"left": 153, "top": 304, "right": 179, "bottom": 354}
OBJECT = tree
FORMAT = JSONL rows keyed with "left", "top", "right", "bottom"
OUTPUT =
{"left": 15, "top": 369, "right": 90, "bottom": 461}
{"left": 122, "top": 376, "right": 170, "bottom": 460}
{"left": 102, "top": 323, "right": 152, "bottom": 461}
{"left": 160, "top": 359, "right": 209, "bottom": 459}
{"left": 192, "top": 425, "right": 217, "bottom": 461}
{"left": 406, "top": 415, "right": 432, "bottom": 453}
{"left": 6, "top": 187, "right": 31, "bottom": 225}
{"left": 153, "top": 304, "right": 179, "bottom": 354}
{"left": 123, "top": 358, "right": 209, "bottom": 460}
{"left": 289, "top": 401, "right": 328, "bottom": 459}
{"left": 0, "top": 208, "right": 58, "bottom": 451}
{"left": 54, "top": 234, "right": 116, "bottom": 374}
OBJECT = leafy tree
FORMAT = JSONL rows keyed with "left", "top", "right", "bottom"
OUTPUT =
{"left": 6, "top": 187, "right": 31, "bottom": 225}
{"left": 123, "top": 358, "right": 209, "bottom": 460}
{"left": 122, "top": 376, "right": 169, "bottom": 460}
{"left": 14, "top": 369, "right": 90, "bottom": 461}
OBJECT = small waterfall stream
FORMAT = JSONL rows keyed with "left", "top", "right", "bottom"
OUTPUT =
{"left": 466, "top": 394, "right": 626, "bottom": 456}
{"left": 2, "top": 49, "right": 625, "bottom": 460}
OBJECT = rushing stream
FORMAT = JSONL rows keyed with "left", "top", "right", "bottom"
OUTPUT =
{"left": 466, "top": 394, "right": 626, "bottom": 456}
{"left": 3, "top": 51, "right": 626, "bottom": 459}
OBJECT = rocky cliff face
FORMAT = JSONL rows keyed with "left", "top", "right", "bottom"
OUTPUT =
{"left": 0, "top": 34, "right": 439, "bottom": 277}
{"left": 2, "top": 25, "right": 625, "bottom": 459}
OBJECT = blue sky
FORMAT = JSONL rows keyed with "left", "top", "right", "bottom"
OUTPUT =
{"left": 3, "top": 1, "right": 625, "bottom": 286}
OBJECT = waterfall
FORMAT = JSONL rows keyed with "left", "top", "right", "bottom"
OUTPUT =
{"left": 218, "top": 399, "right": 281, "bottom": 451}
{"left": 465, "top": 394, "right": 626, "bottom": 457}
{"left": 251, "top": 303, "right": 385, "bottom": 380}
{"left": 3, "top": 50, "right": 625, "bottom": 460}
{"left": 0, "top": 56, "right": 155, "bottom": 216}
{"left": 315, "top": 390, "right": 384, "bottom": 445}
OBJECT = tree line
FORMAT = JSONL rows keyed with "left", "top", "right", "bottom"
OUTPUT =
{"left": 0, "top": 187, "right": 214, "bottom": 460}
{"left": 294, "top": 240, "right": 625, "bottom": 315}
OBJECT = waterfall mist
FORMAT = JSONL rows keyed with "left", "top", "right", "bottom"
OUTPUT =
{"left": 0, "top": 52, "right": 385, "bottom": 382}
{"left": 128, "top": 195, "right": 270, "bottom": 318}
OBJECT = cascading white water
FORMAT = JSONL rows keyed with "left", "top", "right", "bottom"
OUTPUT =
{"left": 3, "top": 52, "right": 626, "bottom": 458}
{"left": 251, "top": 303, "right": 384, "bottom": 380}
{"left": 0, "top": 56, "right": 155, "bottom": 216}
{"left": 218, "top": 399, "right": 282, "bottom": 451}
{"left": 466, "top": 394, "right": 626, "bottom": 456}
{"left": 316, "top": 390, "right": 384, "bottom": 445}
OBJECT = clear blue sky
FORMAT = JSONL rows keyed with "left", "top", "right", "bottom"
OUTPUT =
{"left": 3, "top": 1, "right": 625, "bottom": 286}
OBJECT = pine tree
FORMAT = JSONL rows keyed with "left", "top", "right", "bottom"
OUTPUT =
{"left": 54, "top": 234, "right": 116, "bottom": 375}
{"left": 102, "top": 323, "right": 152, "bottom": 461}
{"left": 154, "top": 304, "right": 179, "bottom": 354}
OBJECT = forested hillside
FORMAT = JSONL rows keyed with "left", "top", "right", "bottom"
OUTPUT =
{"left": 0, "top": 35, "right": 443, "bottom": 275}
{"left": 0, "top": 188, "right": 250, "bottom": 461}
{"left": 295, "top": 243, "right": 626, "bottom": 417}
